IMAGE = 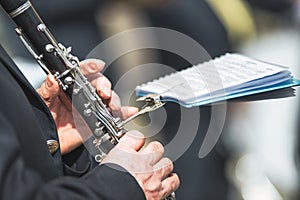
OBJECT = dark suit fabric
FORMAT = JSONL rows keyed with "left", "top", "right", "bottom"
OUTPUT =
{"left": 0, "top": 45, "right": 145, "bottom": 200}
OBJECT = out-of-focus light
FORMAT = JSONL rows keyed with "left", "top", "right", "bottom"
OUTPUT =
{"left": 235, "top": 154, "right": 283, "bottom": 200}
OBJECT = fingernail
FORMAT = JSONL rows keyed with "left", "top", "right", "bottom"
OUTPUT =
{"left": 88, "top": 60, "right": 105, "bottom": 71}
{"left": 46, "top": 78, "right": 53, "bottom": 88}
{"left": 89, "top": 62, "right": 97, "bottom": 71}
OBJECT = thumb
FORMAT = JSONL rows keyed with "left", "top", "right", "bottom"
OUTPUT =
{"left": 37, "top": 74, "right": 60, "bottom": 103}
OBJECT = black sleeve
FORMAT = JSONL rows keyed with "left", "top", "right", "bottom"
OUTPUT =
{"left": 0, "top": 114, "right": 146, "bottom": 200}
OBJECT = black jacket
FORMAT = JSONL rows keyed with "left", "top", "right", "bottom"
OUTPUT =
{"left": 0, "top": 45, "right": 145, "bottom": 200}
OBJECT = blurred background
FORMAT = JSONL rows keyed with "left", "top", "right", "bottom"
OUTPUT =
{"left": 0, "top": 0, "right": 299, "bottom": 199}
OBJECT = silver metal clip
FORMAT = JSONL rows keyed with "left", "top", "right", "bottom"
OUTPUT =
{"left": 117, "top": 94, "right": 165, "bottom": 128}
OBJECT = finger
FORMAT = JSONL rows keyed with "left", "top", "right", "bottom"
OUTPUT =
{"left": 118, "top": 130, "right": 145, "bottom": 152}
{"left": 37, "top": 74, "right": 60, "bottom": 103}
{"left": 121, "top": 106, "right": 139, "bottom": 120}
{"left": 161, "top": 173, "right": 180, "bottom": 199}
{"left": 153, "top": 157, "right": 173, "bottom": 179}
{"left": 141, "top": 141, "right": 164, "bottom": 165}
{"left": 79, "top": 59, "right": 105, "bottom": 76}
{"left": 92, "top": 75, "right": 112, "bottom": 99}
{"left": 108, "top": 91, "right": 122, "bottom": 117}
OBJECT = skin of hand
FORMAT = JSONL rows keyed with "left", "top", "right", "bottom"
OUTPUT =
{"left": 37, "top": 59, "right": 138, "bottom": 154}
{"left": 102, "top": 130, "right": 180, "bottom": 200}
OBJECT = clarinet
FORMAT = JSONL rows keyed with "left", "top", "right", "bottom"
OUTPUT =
{"left": 0, "top": 1, "right": 175, "bottom": 199}
{"left": 0, "top": 0, "right": 127, "bottom": 162}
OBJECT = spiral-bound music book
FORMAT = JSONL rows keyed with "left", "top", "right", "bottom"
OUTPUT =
{"left": 136, "top": 53, "right": 300, "bottom": 108}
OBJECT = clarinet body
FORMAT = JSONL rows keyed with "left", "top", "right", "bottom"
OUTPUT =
{"left": 0, "top": 1, "right": 175, "bottom": 199}
{"left": 0, "top": 0, "right": 127, "bottom": 162}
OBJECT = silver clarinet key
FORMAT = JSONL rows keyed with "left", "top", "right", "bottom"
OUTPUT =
{"left": 117, "top": 94, "right": 165, "bottom": 128}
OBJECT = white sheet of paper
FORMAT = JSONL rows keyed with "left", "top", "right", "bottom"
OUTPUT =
{"left": 136, "top": 54, "right": 292, "bottom": 105}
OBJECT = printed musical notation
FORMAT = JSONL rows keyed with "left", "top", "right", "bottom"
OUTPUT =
{"left": 136, "top": 53, "right": 300, "bottom": 107}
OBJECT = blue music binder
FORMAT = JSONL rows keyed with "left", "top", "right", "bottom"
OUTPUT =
{"left": 136, "top": 54, "right": 300, "bottom": 108}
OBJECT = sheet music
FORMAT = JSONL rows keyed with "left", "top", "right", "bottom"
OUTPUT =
{"left": 136, "top": 54, "right": 299, "bottom": 107}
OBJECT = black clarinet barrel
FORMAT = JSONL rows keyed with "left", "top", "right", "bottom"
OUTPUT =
{"left": 0, "top": 0, "right": 27, "bottom": 13}
{"left": 0, "top": 0, "right": 67, "bottom": 75}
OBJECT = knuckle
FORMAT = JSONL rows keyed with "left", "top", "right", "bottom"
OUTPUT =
{"left": 146, "top": 180, "right": 162, "bottom": 192}
{"left": 164, "top": 157, "right": 173, "bottom": 165}
{"left": 154, "top": 158, "right": 173, "bottom": 174}
{"left": 161, "top": 190, "right": 169, "bottom": 199}
{"left": 173, "top": 174, "right": 180, "bottom": 188}
{"left": 168, "top": 174, "right": 180, "bottom": 192}
{"left": 150, "top": 141, "right": 164, "bottom": 153}
{"left": 160, "top": 185, "right": 172, "bottom": 199}
{"left": 162, "top": 157, "right": 173, "bottom": 170}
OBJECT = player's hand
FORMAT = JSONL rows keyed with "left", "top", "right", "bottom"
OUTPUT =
{"left": 103, "top": 131, "right": 180, "bottom": 199}
{"left": 37, "top": 59, "right": 138, "bottom": 154}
